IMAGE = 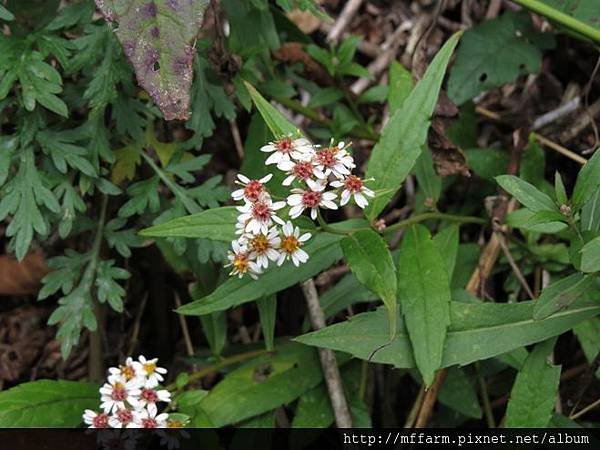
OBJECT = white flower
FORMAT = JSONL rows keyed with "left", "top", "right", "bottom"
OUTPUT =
{"left": 313, "top": 142, "right": 355, "bottom": 179}
{"left": 287, "top": 178, "right": 338, "bottom": 220}
{"left": 129, "top": 387, "right": 171, "bottom": 415}
{"left": 231, "top": 173, "right": 272, "bottom": 203}
{"left": 330, "top": 175, "right": 375, "bottom": 209}
{"left": 107, "top": 357, "right": 139, "bottom": 384}
{"left": 240, "top": 227, "right": 281, "bottom": 269}
{"left": 277, "top": 159, "right": 325, "bottom": 186}
{"left": 83, "top": 410, "right": 109, "bottom": 428}
{"left": 132, "top": 407, "right": 169, "bottom": 429}
{"left": 131, "top": 355, "right": 168, "bottom": 388}
{"left": 277, "top": 221, "right": 311, "bottom": 266}
{"left": 99, "top": 377, "right": 141, "bottom": 414}
{"left": 237, "top": 198, "right": 286, "bottom": 234}
{"left": 225, "top": 240, "right": 262, "bottom": 279}
{"left": 108, "top": 407, "right": 136, "bottom": 428}
{"left": 261, "top": 136, "right": 312, "bottom": 165}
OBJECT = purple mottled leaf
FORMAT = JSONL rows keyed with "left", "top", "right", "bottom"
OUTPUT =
{"left": 95, "top": 0, "right": 208, "bottom": 120}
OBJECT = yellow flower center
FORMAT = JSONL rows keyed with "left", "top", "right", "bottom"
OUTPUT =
{"left": 281, "top": 236, "right": 300, "bottom": 254}
{"left": 233, "top": 255, "right": 249, "bottom": 273}
{"left": 143, "top": 363, "right": 156, "bottom": 375}
{"left": 167, "top": 420, "right": 183, "bottom": 428}
{"left": 120, "top": 365, "right": 135, "bottom": 380}
{"left": 251, "top": 234, "right": 270, "bottom": 254}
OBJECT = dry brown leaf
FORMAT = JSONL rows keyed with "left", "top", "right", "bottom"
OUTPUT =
{"left": 0, "top": 250, "right": 49, "bottom": 296}
{"left": 272, "top": 42, "right": 333, "bottom": 86}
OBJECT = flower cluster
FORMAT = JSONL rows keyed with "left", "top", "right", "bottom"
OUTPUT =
{"left": 83, "top": 355, "right": 176, "bottom": 429}
{"left": 227, "top": 136, "right": 374, "bottom": 279}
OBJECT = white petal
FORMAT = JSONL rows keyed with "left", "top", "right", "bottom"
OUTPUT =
{"left": 310, "top": 208, "right": 317, "bottom": 220}
{"left": 260, "top": 173, "right": 273, "bottom": 183}
{"left": 287, "top": 194, "right": 303, "bottom": 206}
{"left": 330, "top": 180, "right": 343, "bottom": 188}
{"left": 265, "top": 152, "right": 282, "bottom": 165}
{"left": 237, "top": 173, "right": 250, "bottom": 183}
{"left": 283, "top": 175, "right": 295, "bottom": 186}
{"left": 299, "top": 232, "right": 312, "bottom": 242}
{"left": 355, "top": 192, "right": 368, "bottom": 208}
{"left": 278, "top": 160, "right": 294, "bottom": 171}
{"left": 322, "top": 192, "right": 337, "bottom": 201}
{"left": 271, "top": 201, "right": 286, "bottom": 210}
{"left": 260, "top": 144, "right": 275, "bottom": 153}
{"left": 341, "top": 190, "right": 351, "bottom": 205}
{"left": 289, "top": 205, "right": 304, "bottom": 218}
{"left": 295, "top": 249, "right": 309, "bottom": 262}
{"left": 321, "top": 200, "right": 338, "bottom": 210}
{"left": 363, "top": 187, "right": 375, "bottom": 197}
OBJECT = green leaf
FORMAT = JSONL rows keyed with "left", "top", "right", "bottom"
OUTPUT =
{"left": 438, "top": 367, "right": 482, "bottom": 419}
{"left": 572, "top": 148, "right": 600, "bottom": 208}
{"left": 178, "top": 233, "right": 343, "bottom": 315}
{"left": 243, "top": 81, "right": 298, "bottom": 137}
{"left": 505, "top": 339, "right": 560, "bottom": 428}
{"left": 573, "top": 317, "right": 600, "bottom": 377}
{"left": 539, "top": 0, "right": 600, "bottom": 34}
{"left": 465, "top": 148, "right": 509, "bottom": 180}
{"left": 397, "top": 225, "right": 451, "bottom": 386}
{"left": 447, "top": 11, "right": 554, "bottom": 105}
{"left": 433, "top": 225, "right": 460, "bottom": 279}
{"left": 365, "top": 32, "right": 461, "bottom": 220}
{"left": 341, "top": 230, "right": 398, "bottom": 339}
{"left": 198, "top": 341, "right": 348, "bottom": 427}
{"left": 581, "top": 189, "right": 600, "bottom": 232}
{"left": 506, "top": 208, "right": 567, "bottom": 234}
{"left": 523, "top": 210, "right": 567, "bottom": 228}
{"left": 257, "top": 295, "right": 277, "bottom": 351}
{"left": 496, "top": 175, "right": 558, "bottom": 212}
{"left": 139, "top": 206, "right": 238, "bottom": 241}
{"left": 320, "top": 273, "right": 375, "bottom": 319}
{"left": 534, "top": 273, "right": 595, "bottom": 319}
{"left": 580, "top": 236, "right": 600, "bottom": 273}
{"left": 415, "top": 148, "right": 441, "bottom": 207}
{"left": 554, "top": 171, "right": 568, "bottom": 205}
{"left": 295, "top": 300, "right": 600, "bottom": 369}
{"left": 0, "top": 4, "right": 14, "bottom": 21}
{"left": 0, "top": 380, "right": 98, "bottom": 427}
{"left": 95, "top": 0, "right": 209, "bottom": 120}
{"left": 387, "top": 61, "right": 413, "bottom": 114}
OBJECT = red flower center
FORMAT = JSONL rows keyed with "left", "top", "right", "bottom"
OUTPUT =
{"left": 141, "top": 388, "right": 158, "bottom": 403}
{"left": 345, "top": 175, "right": 363, "bottom": 192}
{"left": 141, "top": 418, "right": 157, "bottom": 428}
{"left": 111, "top": 383, "right": 127, "bottom": 401}
{"left": 276, "top": 138, "right": 292, "bottom": 153}
{"left": 117, "top": 409, "right": 133, "bottom": 424}
{"left": 302, "top": 190, "right": 322, "bottom": 208}
{"left": 252, "top": 202, "right": 271, "bottom": 221}
{"left": 243, "top": 180, "right": 264, "bottom": 202}
{"left": 292, "top": 162, "right": 314, "bottom": 180}
{"left": 92, "top": 413, "right": 109, "bottom": 428}
{"left": 316, "top": 149, "right": 336, "bottom": 167}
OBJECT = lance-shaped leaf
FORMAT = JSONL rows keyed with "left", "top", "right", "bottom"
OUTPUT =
{"left": 534, "top": 273, "right": 595, "bottom": 320}
{"left": 139, "top": 206, "right": 238, "bottom": 241}
{"left": 95, "top": 0, "right": 209, "bottom": 120}
{"left": 397, "top": 225, "right": 451, "bottom": 386}
{"left": 0, "top": 380, "right": 98, "bottom": 427}
{"left": 581, "top": 236, "right": 600, "bottom": 273}
{"left": 244, "top": 81, "right": 298, "bottom": 137}
{"left": 505, "top": 338, "right": 560, "bottom": 428}
{"left": 295, "top": 300, "right": 600, "bottom": 369}
{"left": 364, "top": 32, "right": 461, "bottom": 220}
{"left": 496, "top": 175, "right": 558, "bottom": 212}
{"left": 341, "top": 230, "right": 397, "bottom": 339}
{"left": 177, "top": 233, "right": 343, "bottom": 316}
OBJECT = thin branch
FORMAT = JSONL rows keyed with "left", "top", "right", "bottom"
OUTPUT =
{"left": 326, "top": 0, "right": 363, "bottom": 44}
{"left": 174, "top": 293, "right": 194, "bottom": 357}
{"left": 570, "top": 397, "right": 600, "bottom": 420}
{"left": 302, "top": 278, "right": 353, "bottom": 428}
{"left": 532, "top": 97, "right": 580, "bottom": 130}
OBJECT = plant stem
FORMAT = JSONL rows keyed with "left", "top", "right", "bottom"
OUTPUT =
{"left": 317, "top": 210, "right": 352, "bottom": 235}
{"left": 166, "top": 348, "right": 268, "bottom": 392}
{"left": 383, "top": 212, "right": 486, "bottom": 234}
{"left": 273, "top": 95, "right": 379, "bottom": 141}
{"left": 476, "top": 363, "right": 496, "bottom": 428}
{"left": 511, "top": 0, "right": 600, "bottom": 43}
{"left": 138, "top": 149, "right": 201, "bottom": 214}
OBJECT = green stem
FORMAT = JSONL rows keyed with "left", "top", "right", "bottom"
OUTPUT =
{"left": 273, "top": 96, "right": 379, "bottom": 141}
{"left": 383, "top": 212, "right": 486, "bottom": 234}
{"left": 138, "top": 149, "right": 201, "bottom": 214}
{"left": 166, "top": 348, "right": 268, "bottom": 392}
{"left": 317, "top": 210, "right": 352, "bottom": 235}
{"left": 81, "top": 195, "right": 109, "bottom": 292}
{"left": 512, "top": 0, "right": 600, "bottom": 43}
{"left": 476, "top": 363, "right": 496, "bottom": 428}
